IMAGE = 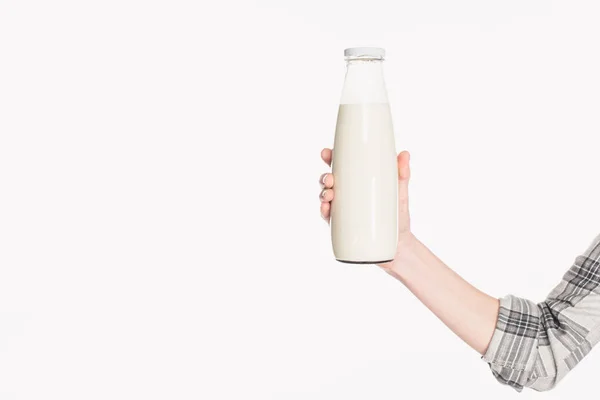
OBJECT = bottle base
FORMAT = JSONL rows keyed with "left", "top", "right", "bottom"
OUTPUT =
{"left": 336, "top": 259, "right": 394, "bottom": 265}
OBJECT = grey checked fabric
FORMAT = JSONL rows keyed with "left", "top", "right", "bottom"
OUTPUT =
{"left": 483, "top": 233, "right": 600, "bottom": 391}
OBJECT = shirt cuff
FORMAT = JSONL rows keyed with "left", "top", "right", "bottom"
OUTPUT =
{"left": 481, "top": 295, "right": 541, "bottom": 391}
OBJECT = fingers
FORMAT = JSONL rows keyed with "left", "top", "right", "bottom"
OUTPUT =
{"left": 319, "top": 173, "right": 334, "bottom": 189}
{"left": 320, "top": 202, "right": 331, "bottom": 221}
{"left": 319, "top": 148, "right": 334, "bottom": 223}
{"left": 319, "top": 188, "right": 334, "bottom": 203}
{"left": 319, "top": 188, "right": 333, "bottom": 222}
{"left": 397, "top": 151, "right": 411, "bottom": 229}
{"left": 319, "top": 147, "right": 411, "bottom": 230}
{"left": 398, "top": 151, "right": 411, "bottom": 181}
{"left": 321, "top": 148, "right": 332, "bottom": 167}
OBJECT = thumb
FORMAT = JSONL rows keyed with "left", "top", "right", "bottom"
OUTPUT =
{"left": 397, "top": 151, "right": 411, "bottom": 230}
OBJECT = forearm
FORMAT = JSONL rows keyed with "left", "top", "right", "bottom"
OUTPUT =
{"left": 386, "top": 234, "right": 499, "bottom": 355}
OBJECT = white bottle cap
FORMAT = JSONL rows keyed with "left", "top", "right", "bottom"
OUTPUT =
{"left": 344, "top": 47, "right": 385, "bottom": 58}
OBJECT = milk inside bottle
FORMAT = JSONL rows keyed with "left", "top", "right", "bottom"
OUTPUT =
{"left": 330, "top": 47, "right": 398, "bottom": 264}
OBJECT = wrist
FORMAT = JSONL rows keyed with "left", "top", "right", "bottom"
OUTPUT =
{"left": 384, "top": 232, "right": 419, "bottom": 278}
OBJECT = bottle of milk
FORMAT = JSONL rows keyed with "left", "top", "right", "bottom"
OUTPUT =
{"left": 330, "top": 47, "right": 398, "bottom": 264}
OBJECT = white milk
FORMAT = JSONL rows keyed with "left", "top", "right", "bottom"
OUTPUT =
{"left": 330, "top": 48, "right": 398, "bottom": 264}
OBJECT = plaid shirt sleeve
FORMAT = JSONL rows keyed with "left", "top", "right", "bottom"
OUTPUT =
{"left": 482, "top": 234, "right": 600, "bottom": 392}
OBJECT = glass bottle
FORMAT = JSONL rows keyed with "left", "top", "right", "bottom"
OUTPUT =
{"left": 330, "top": 47, "right": 398, "bottom": 264}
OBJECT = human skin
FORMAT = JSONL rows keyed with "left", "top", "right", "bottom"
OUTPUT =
{"left": 319, "top": 148, "right": 499, "bottom": 355}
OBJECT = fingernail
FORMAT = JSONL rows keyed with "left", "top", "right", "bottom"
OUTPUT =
{"left": 320, "top": 189, "right": 326, "bottom": 200}
{"left": 320, "top": 174, "right": 327, "bottom": 187}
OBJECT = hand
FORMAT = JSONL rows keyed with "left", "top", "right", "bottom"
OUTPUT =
{"left": 319, "top": 149, "right": 501, "bottom": 360}
{"left": 319, "top": 148, "right": 414, "bottom": 269}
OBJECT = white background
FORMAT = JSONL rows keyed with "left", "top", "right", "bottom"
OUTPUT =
{"left": 1, "top": 0, "right": 600, "bottom": 398}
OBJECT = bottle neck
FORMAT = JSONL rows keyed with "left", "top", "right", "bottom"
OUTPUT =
{"left": 340, "top": 59, "right": 388, "bottom": 105}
